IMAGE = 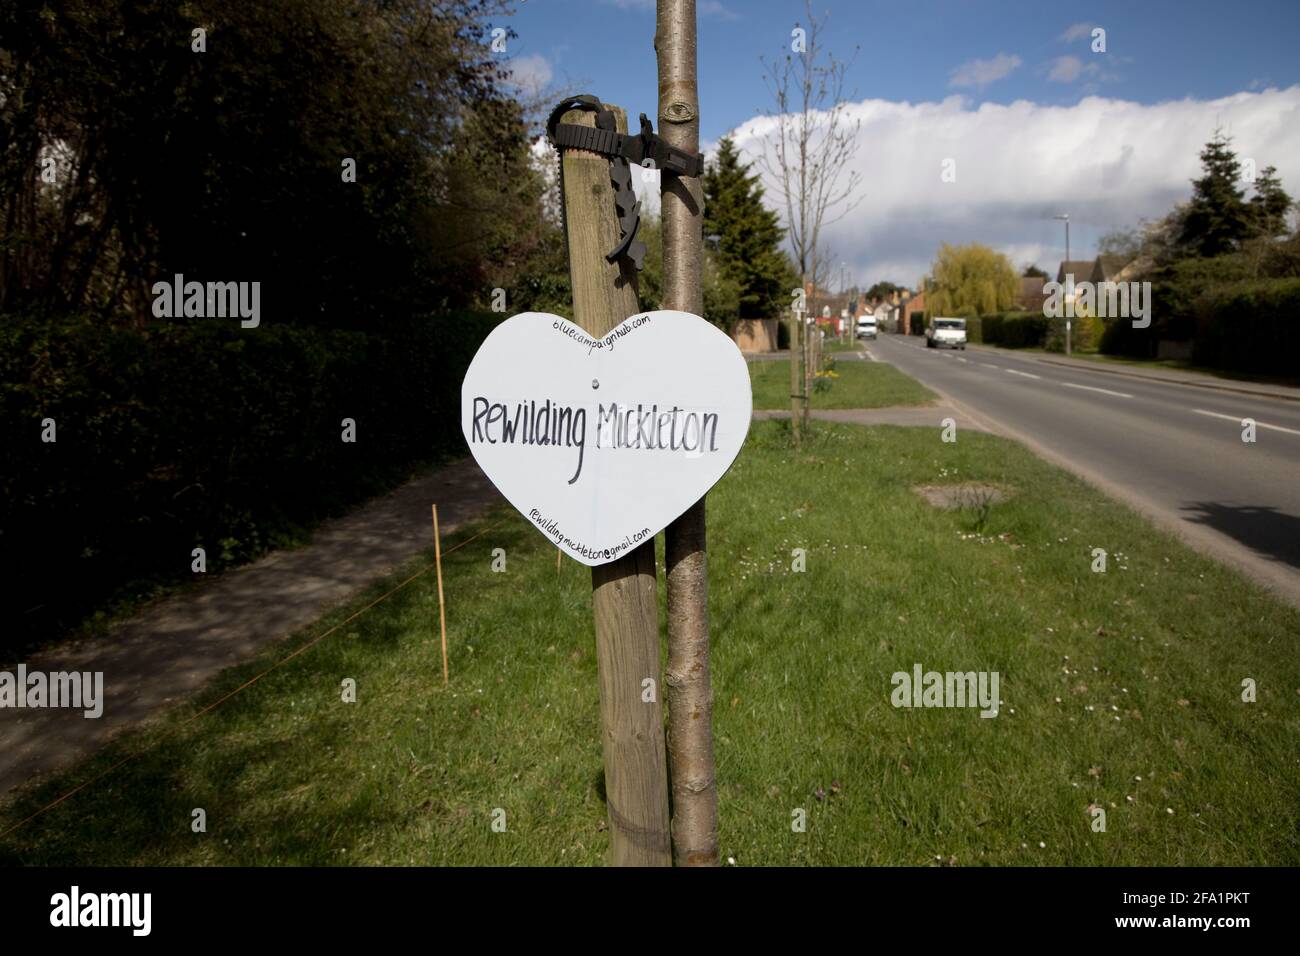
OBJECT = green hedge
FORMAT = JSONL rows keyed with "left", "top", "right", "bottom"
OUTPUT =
{"left": 1098, "top": 316, "right": 1157, "bottom": 359}
{"left": 1100, "top": 277, "right": 1300, "bottom": 374}
{"left": 0, "top": 310, "right": 498, "bottom": 653}
{"left": 979, "top": 311, "right": 1050, "bottom": 349}
{"left": 1190, "top": 278, "right": 1300, "bottom": 375}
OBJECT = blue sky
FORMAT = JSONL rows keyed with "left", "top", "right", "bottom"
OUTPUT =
{"left": 504, "top": 0, "right": 1299, "bottom": 140}
{"left": 501, "top": 1, "right": 1300, "bottom": 285}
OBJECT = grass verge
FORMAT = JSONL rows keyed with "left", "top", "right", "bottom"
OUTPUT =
{"left": 2, "top": 421, "right": 1296, "bottom": 866}
{"left": 825, "top": 339, "right": 863, "bottom": 353}
{"left": 749, "top": 358, "right": 935, "bottom": 410}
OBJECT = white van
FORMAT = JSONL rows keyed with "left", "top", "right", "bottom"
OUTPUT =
{"left": 926, "top": 317, "right": 967, "bottom": 350}
{"left": 856, "top": 315, "right": 878, "bottom": 340}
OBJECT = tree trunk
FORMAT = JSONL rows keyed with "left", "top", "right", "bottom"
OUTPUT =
{"left": 656, "top": 0, "right": 720, "bottom": 867}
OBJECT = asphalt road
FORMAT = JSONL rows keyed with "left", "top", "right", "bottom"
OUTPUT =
{"left": 866, "top": 334, "right": 1300, "bottom": 606}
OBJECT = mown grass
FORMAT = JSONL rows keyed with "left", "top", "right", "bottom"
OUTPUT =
{"left": 2, "top": 420, "right": 1297, "bottom": 866}
{"left": 824, "top": 338, "right": 863, "bottom": 353}
{"left": 749, "top": 358, "right": 935, "bottom": 410}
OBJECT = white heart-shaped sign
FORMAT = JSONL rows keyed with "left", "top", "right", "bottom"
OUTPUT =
{"left": 461, "top": 310, "right": 752, "bottom": 566}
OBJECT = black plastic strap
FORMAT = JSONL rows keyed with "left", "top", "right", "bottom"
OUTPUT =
{"left": 546, "top": 93, "right": 700, "bottom": 273}
{"left": 551, "top": 123, "right": 621, "bottom": 156}
{"left": 546, "top": 94, "right": 703, "bottom": 178}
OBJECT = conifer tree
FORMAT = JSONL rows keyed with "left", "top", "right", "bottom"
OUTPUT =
{"left": 1177, "top": 130, "right": 1252, "bottom": 257}
{"left": 703, "top": 137, "right": 794, "bottom": 319}
{"left": 1248, "top": 165, "right": 1294, "bottom": 239}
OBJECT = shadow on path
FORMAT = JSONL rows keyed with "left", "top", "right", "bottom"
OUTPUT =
{"left": 0, "top": 457, "right": 502, "bottom": 796}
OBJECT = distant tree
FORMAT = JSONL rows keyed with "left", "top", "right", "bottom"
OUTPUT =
{"left": 927, "top": 243, "right": 1019, "bottom": 317}
{"left": 1248, "top": 165, "right": 1294, "bottom": 239}
{"left": 1177, "top": 130, "right": 1252, "bottom": 258}
{"left": 864, "top": 280, "right": 902, "bottom": 300}
{"left": 703, "top": 137, "right": 795, "bottom": 319}
{"left": 1097, "top": 228, "right": 1142, "bottom": 262}
{"left": 1022, "top": 264, "right": 1049, "bottom": 279}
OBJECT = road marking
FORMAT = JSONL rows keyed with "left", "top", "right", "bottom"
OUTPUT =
{"left": 957, "top": 357, "right": 969, "bottom": 363}
{"left": 1005, "top": 368, "right": 1042, "bottom": 380}
{"left": 1192, "top": 408, "right": 1300, "bottom": 436}
{"left": 863, "top": 349, "right": 879, "bottom": 362}
{"left": 981, "top": 363, "right": 999, "bottom": 369}
{"left": 1061, "top": 382, "right": 1133, "bottom": 398}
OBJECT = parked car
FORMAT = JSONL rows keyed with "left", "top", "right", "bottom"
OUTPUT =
{"left": 856, "top": 316, "right": 878, "bottom": 340}
{"left": 926, "top": 317, "right": 967, "bottom": 349}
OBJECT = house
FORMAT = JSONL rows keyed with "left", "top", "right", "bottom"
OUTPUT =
{"left": 874, "top": 297, "right": 896, "bottom": 332}
{"left": 902, "top": 290, "right": 926, "bottom": 335}
{"left": 1096, "top": 254, "right": 1148, "bottom": 284}
{"left": 1091, "top": 255, "right": 1128, "bottom": 284}
{"left": 731, "top": 318, "right": 779, "bottom": 353}
{"left": 1056, "top": 259, "right": 1096, "bottom": 287}
{"left": 1017, "top": 276, "right": 1047, "bottom": 312}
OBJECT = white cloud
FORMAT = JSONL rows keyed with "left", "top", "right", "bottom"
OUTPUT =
{"left": 1059, "top": 23, "right": 1094, "bottom": 43}
{"left": 505, "top": 54, "right": 553, "bottom": 93}
{"left": 699, "top": 0, "right": 740, "bottom": 19}
{"left": 1048, "top": 55, "right": 1093, "bottom": 83}
{"left": 728, "top": 87, "right": 1300, "bottom": 286}
{"left": 949, "top": 53, "right": 1023, "bottom": 91}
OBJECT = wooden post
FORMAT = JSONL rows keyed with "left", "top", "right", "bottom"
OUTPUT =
{"left": 789, "top": 308, "right": 803, "bottom": 446}
{"left": 431, "top": 504, "right": 448, "bottom": 685}
{"left": 656, "top": 0, "right": 720, "bottom": 867}
{"left": 559, "top": 103, "right": 672, "bottom": 867}
{"left": 802, "top": 314, "right": 812, "bottom": 432}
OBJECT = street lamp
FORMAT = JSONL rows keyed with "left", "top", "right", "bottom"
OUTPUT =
{"left": 839, "top": 262, "right": 849, "bottom": 340}
{"left": 1054, "top": 213, "right": 1070, "bottom": 263}
{"left": 1054, "top": 213, "right": 1072, "bottom": 355}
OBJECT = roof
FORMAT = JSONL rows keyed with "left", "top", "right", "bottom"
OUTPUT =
{"left": 1056, "top": 260, "right": 1095, "bottom": 283}
{"left": 1094, "top": 255, "right": 1130, "bottom": 281}
{"left": 1018, "top": 276, "right": 1047, "bottom": 309}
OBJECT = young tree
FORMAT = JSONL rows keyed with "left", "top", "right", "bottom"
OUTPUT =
{"left": 703, "top": 136, "right": 795, "bottom": 319}
{"left": 1177, "top": 130, "right": 1251, "bottom": 258}
{"left": 927, "top": 243, "right": 1019, "bottom": 317}
{"left": 757, "top": 0, "right": 861, "bottom": 290}
{"left": 757, "top": 0, "right": 861, "bottom": 442}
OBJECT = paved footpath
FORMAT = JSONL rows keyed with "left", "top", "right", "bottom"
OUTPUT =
{"left": 0, "top": 458, "right": 502, "bottom": 798}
